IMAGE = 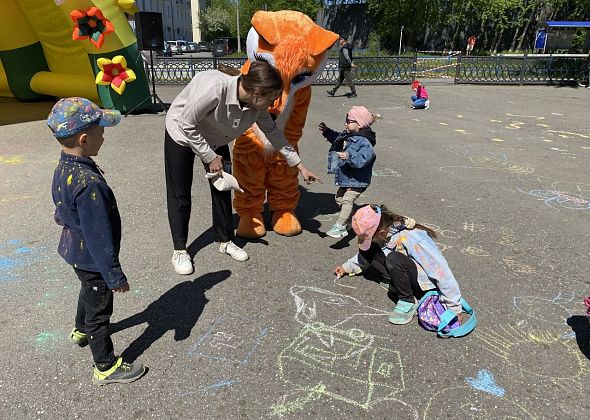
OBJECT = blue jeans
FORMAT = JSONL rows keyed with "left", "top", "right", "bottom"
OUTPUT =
{"left": 411, "top": 95, "right": 427, "bottom": 109}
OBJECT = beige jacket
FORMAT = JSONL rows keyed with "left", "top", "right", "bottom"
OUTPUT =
{"left": 165, "top": 70, "right": 300, "bottom": 166}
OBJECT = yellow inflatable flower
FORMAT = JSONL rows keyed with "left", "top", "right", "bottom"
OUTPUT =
{"left": 117, "top": 0, "right": 139, "bottom": 15}
{"left": 95, "top": 55, "right": 136, "bottom": 95}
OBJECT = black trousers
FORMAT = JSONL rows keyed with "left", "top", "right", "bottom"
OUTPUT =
{"left": 164, "top": 130, "right": 233, "bottom": 249}
{"left": 360, "top": 243, "right": 421, "bottom": 303}
{"left": 331, "top": 67, "right": 356, "bottom": 94}
{"left": 74, "top": 268, "right": 116, "bottom": 368}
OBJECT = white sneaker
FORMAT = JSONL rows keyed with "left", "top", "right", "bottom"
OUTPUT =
{"left": 171, "top": 250, "right": 194, "bottom": 275}
{"left": 219, "top": 241, "right": 249, "bottom": 262}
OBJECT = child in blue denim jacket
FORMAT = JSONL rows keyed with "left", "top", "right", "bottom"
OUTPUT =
{"left": 48, "top": 97, "right": 146, "bottom": 385}
{"left": 334, "top": 205, "right": 464, "bottom": 326}
{"left": 319, "top": 106, "right": 378, "bottom": 239}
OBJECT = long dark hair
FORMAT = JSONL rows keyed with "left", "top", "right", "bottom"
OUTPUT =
{"left": 372, "top": 204, "right": 437, "bottom": 242}
{"left": 218, "top": 61, "right": 283, "bottom": 96}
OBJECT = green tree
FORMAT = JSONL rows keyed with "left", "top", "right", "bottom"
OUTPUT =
{"left": 200, "top": 0, "right": 235, "bottom": 39}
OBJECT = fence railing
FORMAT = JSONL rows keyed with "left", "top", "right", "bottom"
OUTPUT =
{"left": 145, "top": 53, "right": 589, "bottom": 86}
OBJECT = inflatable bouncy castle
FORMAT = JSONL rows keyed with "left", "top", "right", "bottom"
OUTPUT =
{"left": 0, "top": 0, "right": 150, "bottom": 112}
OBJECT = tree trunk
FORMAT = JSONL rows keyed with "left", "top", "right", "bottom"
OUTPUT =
{"left": 493, "top": 27, "right": 504, "bottom": 54}
{"left": 516, "top": 8, "right": 537, "bottom": 51}
{"left": 510, "top": 26, "right": 521, "bottom": 52}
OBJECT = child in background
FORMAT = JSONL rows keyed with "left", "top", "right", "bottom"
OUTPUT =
{"left": 319, "top": 106, "right": 378, "bottom": 239}
{"left": 411, "top": 80, "right": 430, "bottom": 109}
{"left": 48, "top": 97, "right": 146, "bottom": 385}
{"left": 334, "top": 205, "right": 464, "bottom": 325}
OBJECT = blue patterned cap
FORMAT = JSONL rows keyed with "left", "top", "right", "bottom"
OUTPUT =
{"left": 47, "top": 97, "right": 121, "bottom": 139}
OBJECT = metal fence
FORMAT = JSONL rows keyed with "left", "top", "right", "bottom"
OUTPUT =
{"left": 146, "top": 53, "right": 589, "bottom": 86}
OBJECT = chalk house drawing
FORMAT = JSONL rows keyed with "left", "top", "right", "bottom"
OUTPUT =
{"left": 187, "top": 312, "right": 269, "bottom": 364}
{"left": 273, "top": 322, "right": 415, "bottom": 415}
{"left": 476, "top": 326, "right": 590, "bottom": 387}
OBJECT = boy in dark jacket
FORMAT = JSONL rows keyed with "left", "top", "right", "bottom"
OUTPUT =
{"left": 47, "top": 97, "right": 145, "bottom": 385}
{"left": 327, "top": 36, "right": 357, "bottom": 98}
{"left": 319, "top": 105, "right": 378, "bottom": 239}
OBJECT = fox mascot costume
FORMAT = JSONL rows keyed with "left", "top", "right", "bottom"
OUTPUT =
{"left": 233, "top": 10, "right": 338, "bottom": 238}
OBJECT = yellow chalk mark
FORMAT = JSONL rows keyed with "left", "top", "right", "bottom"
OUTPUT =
{"left": 412, "top": 118, "right": 420, "bottom": 122}
{"left": 582, "top": 146, "right": 590, "bottom": 150}
{"left": 490, "top": 138, "right": 504, "bottom": 142}
{"left": 543, "top": 139, "right": 553, "bottom": 143}
{"left": 547, "top": 130, "right": 590, "bottom": 139}
{"left": 551, "top": 112, "right": 563, "bottom": 116}
{"left": 453, "top": 129, "right": 467, "bottom": 134}
{"left": 438, "top": 122, "right": 448, "bottom": 126}
{"left": 537, "top": 123, "right": 549, "bottom": 128}
{"left": 490, "top": 119, "right": 502, "bottom": 123}
{"left": 0, "top": 155, "right": 24, "bottom": 165}
{"left": 456, "top": 115, "right": 463, "bottom": 118}
{"left": 506, "top": 112, "right": 544, "bottom": 120}
{"left": 506, "top": 121, "right": 525, "bottom": 129}
{"left": 67, "top": 174, "right": 73, "bottom": 186}
{"left": 558, "top": 134, "right": 570, "bottom": 138}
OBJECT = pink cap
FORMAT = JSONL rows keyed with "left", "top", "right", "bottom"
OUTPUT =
{"left": 347, "top": 106, "right": 375, "bottom": 129}
{"left": 351, "top": 205, "right": 382, "bottom": 251}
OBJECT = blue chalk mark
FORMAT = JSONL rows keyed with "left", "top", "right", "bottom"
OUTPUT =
{"left": 465, "top": 369, "right": 505, "bottom": 397}
{"left": 179, "top": 379, "right": 237, "bottom": 397}
{"left": 187, "top": 312, "right": 269, "bottom": 364}
{"left": 14, "top": 247, "right": 33, "bottom": 254}
{"left": 0, "top": 258, "right": 17, "bottom": 270}
{"left": 561, "top": 332, "right": 577, "bottom": 340}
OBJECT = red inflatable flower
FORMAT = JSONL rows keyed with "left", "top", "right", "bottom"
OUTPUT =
{"left": 70, "top": 7, "right": 114, "bottom": 49}
{"left": 95, "top": 56, "right": 137, "bottom": 95}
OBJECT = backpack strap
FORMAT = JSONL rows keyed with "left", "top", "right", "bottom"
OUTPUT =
{"left": 438, "top": 298, "right": 477, "bottom": 338}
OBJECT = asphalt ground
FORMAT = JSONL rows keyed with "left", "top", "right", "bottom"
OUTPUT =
{"left": 1, "top": 81, "right": 589, "bottom": 419}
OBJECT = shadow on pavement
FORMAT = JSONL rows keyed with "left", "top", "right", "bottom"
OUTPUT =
{"left": 566, "top": 315, "right": 590, "bottom": 359}
{"left": 111, "top": 269, "right": 231, "bottom": 362}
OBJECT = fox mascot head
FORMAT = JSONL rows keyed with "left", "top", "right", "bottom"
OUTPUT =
{"left": 233, "top": 10, "right": 338, "bottom": 238}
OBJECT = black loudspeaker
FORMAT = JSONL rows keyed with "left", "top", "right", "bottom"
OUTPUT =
{"left": 134, "top": 12, "right": 164, "bottom": 50}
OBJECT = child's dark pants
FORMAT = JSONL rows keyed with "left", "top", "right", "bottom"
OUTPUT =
{"left": 360, "top": 243, "right": 421, "bottom": 303}
{"left": 74, "top": 268, "right": 116, "bottom": 369}
{"left": 164, "top": 131, "right": 233, "bottom": 249}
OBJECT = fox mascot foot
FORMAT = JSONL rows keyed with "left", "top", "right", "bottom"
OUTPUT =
{"left": 237, "top": 212, "right": 267, "bottom": 239}
{"left": 272, "top": 210, "right": 302, "bottom": 237}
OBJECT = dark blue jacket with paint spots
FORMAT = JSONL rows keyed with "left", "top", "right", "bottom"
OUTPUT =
{"left": 51, "top": 151, "right": 127, "bottom": 289}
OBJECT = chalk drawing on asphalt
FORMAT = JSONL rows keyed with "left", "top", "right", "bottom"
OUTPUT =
{"left": 290, "top": 285, "right": 389, "bottom": 328}
{"left": 179, "top": 379, "right": 237, "bottom": 397}
{"left": 465, "top": 369, "right": 506, "bottom": 397}
{"left": 422, "top": 386, "right": 535, "bottom": 419}
{"left": 187, "top": 312, "right": 269, "bottom": 364}
{"left": 517, "top": 189, "right": 590, "bottom": 210}
{"left": 460, "top": 245, "right": 490, "bottom": 257}
{"left": 476, "top": 326, "right": 590, "bottom": 387}
{"left": 513, "top": 292, "right": 577, "bottom": 327}
{"left": 372, "top": 168, "right": 402, "bottom": 178}
{"left": 273, "top": 322, "right": 416, "bottom": 414}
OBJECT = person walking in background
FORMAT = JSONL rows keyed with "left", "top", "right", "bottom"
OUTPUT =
{"left": 327, "top": 36, "right": 357, "bottom": 98}
{"left": 318, "top": 105, "right": 379, "bottom": 239}
{"left": 466, "top": 35, "right": 476, "bottom": 56}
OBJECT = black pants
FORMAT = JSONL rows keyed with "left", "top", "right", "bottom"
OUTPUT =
{"left": 164, "top": 130, "right": 233, "bottom": 249}
{"left": 360, "top": 243, "right": 421, "bottom": 303}
{"left": 74, "top": 268, "right": 115, "bottom": 369}
{"left": 331, "top": 67, "right": 356, "bottom": 94}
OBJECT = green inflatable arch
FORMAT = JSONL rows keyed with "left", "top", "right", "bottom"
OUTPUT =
{"left": 0, "top": 0, "right": 151, "bottom": 112}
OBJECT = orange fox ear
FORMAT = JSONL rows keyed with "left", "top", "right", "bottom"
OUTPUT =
{"left": 307, "top": 26, "right": 339, "bottom": 56}
{"left": 252, "top": 10, "right": 339, "bottom": 57}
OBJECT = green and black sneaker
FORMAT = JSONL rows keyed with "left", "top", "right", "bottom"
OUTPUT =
{"left": 92, "top": 357, "right": 146, "bottom": 386}
{"left": 70, "top": 328, "right": 88, "bottom": 347}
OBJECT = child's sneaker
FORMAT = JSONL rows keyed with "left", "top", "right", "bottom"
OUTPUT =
{"left": 388, "top": 299, "right": 419, "bottom": 325}
{"left": 92, "top": 357, "right": 146, "bottom": 386}
{"left": 326, "top": 224, "right": 348, "bottom": 239}
{"left": 424, "top": 100, "right": 430, "bottom": 110}
{"left": 172, "top": 250, "right": 194, "bottom": 275}
{"left": 219, "top": 241, "right": 249, "bottom": 261}
{"left": 70, "top": 328, "right": 88, "bottom": 347}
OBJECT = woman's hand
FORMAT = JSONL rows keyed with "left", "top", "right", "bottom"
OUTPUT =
{"left": 297, "top": 163, "right": 321, "bottom": 185}
{"left": 208, "top": 155, "right": 223, "bottom": 173}
{"left": 334, "top": 266, "right": 346, "bottom": 279}
{"left": 337, "top": 151, "right": 348, "bottom": 160}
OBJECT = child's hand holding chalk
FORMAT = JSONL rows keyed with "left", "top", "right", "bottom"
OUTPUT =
{"left": 334, "top": 266, "right": 346, "bottom": 279}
